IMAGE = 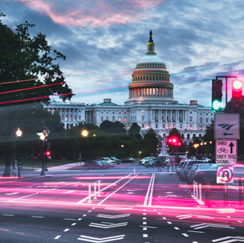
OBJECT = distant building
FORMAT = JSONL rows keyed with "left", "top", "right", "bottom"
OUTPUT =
{"left": 45, "top": 31, "right": 214, "bottom": 144}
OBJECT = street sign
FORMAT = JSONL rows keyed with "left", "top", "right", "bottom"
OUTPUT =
{"left": 216, "top": 140, "right": 237, "bottom": 165}
{"left": 217, "top": 165, "right": 234, "bottom": 184}
{"left": 214, "top": 113, "right": 240, "bottom": 139}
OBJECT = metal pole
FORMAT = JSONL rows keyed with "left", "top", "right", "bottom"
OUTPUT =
{"left": 40, "top": 139, "right": 45, "bottom": 176}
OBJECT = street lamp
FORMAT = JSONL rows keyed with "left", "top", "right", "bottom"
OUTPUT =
{"left": 81, "top": 129, "right": 89, "bottom": 162}
{"left": 40, "top": 132, "right": 46, "bottom": 176}
{"left": 15, "top": 128, "right": 22, "bottom": 178}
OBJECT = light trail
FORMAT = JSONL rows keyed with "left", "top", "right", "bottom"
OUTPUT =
{"left": 0, "top": 82, "right": 65, "bottom": 95}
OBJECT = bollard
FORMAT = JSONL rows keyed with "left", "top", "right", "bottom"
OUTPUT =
{"left": 199, "top": 183, "right": 202, "bottom": 202}
{"left": 239, "top": 177, "right": 243, "bottom": 206}
{"left": 196, "top": 182, "right": 199, "bottom": 199}
{"left": 94, "top": 182, "right": 97, "bottom": 199}
{"left": 88, "top": 184, "right": 92, "bottom": 203}
{"left": 223, "top": 183, "right": 228, "bottom": 207}
{"left": 98, "top": 181, "right": 101, "bottom": 197}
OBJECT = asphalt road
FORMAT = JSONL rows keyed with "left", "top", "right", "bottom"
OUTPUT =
{"left": 0, "top": 162, "right": 243, "bottom": 243}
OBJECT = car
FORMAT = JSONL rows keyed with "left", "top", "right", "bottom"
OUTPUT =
{"left": 140, "top": 157, "right": 155, "bottom": 165}
{"left": 101, "top": 157, "right": 116, "bottom": 164}
{"left": 122, "top": 158, "right": 135, "bottom": 163}
{"left": 193, "top": 164, "right": 221, "bottom": 185}
{"left": 180, "top": 160, "right": 208, "bottom": 181}
{"left": 186, "top": 163, "right": 214, "bottom": 184}
{"left": 144, "top": 159, "right": 162, "bottom": 168}
{"left": 176, "top": 161, "right": 185, "bottom": 175}
{"left": 84, "top": 160, "right": 104, "bottom": 170}
{"left": 110, "top": 157, "right": 121, "bottom": 164}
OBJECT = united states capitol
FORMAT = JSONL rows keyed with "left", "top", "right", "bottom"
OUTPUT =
{"left": 45, "top": 31, "right": 214, "bottom": 145}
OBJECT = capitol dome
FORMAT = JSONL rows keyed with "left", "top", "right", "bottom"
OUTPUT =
{"left": 127, "top": 30, "right": 174, "bottom": 104}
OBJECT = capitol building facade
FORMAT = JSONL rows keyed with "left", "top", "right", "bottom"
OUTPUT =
{"left": 45, "top": 31, "right": 214, "bottom": 145}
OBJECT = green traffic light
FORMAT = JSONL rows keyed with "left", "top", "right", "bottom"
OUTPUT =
{"left": 212, "top": 100, "right": 223, "bottom": 111}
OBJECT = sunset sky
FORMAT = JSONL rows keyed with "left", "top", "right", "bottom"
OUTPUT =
{"left": 1, "top": 0, "right": 244, "bottom": 107}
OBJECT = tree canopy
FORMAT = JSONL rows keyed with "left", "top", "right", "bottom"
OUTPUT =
{"left": 0, "top": 11, "right": 73, "bottom": 176}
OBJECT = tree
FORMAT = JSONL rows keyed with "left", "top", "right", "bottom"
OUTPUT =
{"left": 143, "top": 129, "right": 158, "bottom": 156}
{"left": 0, "top": 12, "right": 73, "bottom": 176}
{"left": 100, "top": 120, "right": 126, "bottom": 134}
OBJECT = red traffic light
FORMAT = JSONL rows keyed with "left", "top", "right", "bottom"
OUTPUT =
{"left": 167, "top": 136, "right": 182, "bottom": 146}
{"left": 232, "top": 80, "right": 242, "bottom": 99}
{"left": 45, "top": 150, "right": 51, "bottom": 156}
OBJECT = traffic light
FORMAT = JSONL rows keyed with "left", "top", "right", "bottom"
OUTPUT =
{"left": 232, "top": 80, "right": 243, "bottom": 112}
{"left": 44, "top": 150, "right": 51, "bottom": 156}
{"left": 212, "top": 79, "right": 223, "bottom": 111}
{"left": 232, "top": 80, "right": 242, "bottom": 99}
{"left": 167, "top": 136, "right": 182, "bottom": 146}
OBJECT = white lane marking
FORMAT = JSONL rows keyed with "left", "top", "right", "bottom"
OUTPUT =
{"left": 76, "top": 173, "right": 133, "bottom": 204}
{"left": 143, "top": 217, "right": 147, "bottom": 220}
{"left": 143, "top": 173, "right": 155, "bottom": 207}
{"left": 167, "top": 221, "right": 172, "bottom": 224}
{"left": 187, "top": 230, "right": 205, "bottom": 233}
{"left": 89, "top": 222, "right": 128, "bottom": 229}
{"left": 97, "top": 213, "right": 130, "bottom": 219}
{"left": 182, "top": 233, "right": 189, "bottom": 237}
{"left": 54, "top": 235, "right": 62, "bottom": 240}
{"left": 78, "top": 218, "right": 82, "bottom": 221}
{"left": 83, "top": 214, "right": 87, "bottom": 217}
{"left": 174, "top": 227, "right": 180, "bottom": 230}
{"left": 32, "top": 216, "right": 44, "bottom": 218}
{"left": 71, "top": 223, "right": 76, "bottom": 226}
{"left": 162, "top": 217, "right": 167, "bottom": 220}
{"left": 143, "top": 234, "right": 148, "bottom": 238}
{"left": 5, "top": 192, "right": 19, "bottom": 195}
{"left": 78, "top": 234, "right": 125, "bottom": 242}
{"left": 143, "top": 222, "right": 147, "bottom": 225}
{"left": 143, "top": 227, "right": 147, "bottom": 230}
{"left": 143, "top": 213, "right": 147, "bottom": 215}
{"left": 64, "top": 218, "right": 76, "bottom": 221}
{"left": 64, "top": 228, "right": 69, "bottom": 232}
{"left": 3, "top": 214, "right": 14, "bottom": 216}
{"left": 98, "top": 174, "right": 139, "bottom": 205}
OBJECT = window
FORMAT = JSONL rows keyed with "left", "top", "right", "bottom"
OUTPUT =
{"left": 190, "top": 116, "right": 192, "bottom": 122}
{"left": 142, "top": 124, "right": 144, "bottom": 128}
{"left": 119, "top": 117, "right": 121, "bottom": 122}
{"left": 124, "top": 118, "right": 126, "bottom": 122}
{"left": 142, "top": 116, "right": 145, "bottom": 121}
{"left": 206, "top": 118, "right": 209, "bottom": 123}
{"left": 101, "top": 116, "right": 104, "bottom": 122}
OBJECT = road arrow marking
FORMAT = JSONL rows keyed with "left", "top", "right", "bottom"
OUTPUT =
{"left": 77, "top": 234, "right": 125, "bottom": 243}
{"left": 190, "top": 223, "right": 235, "bottom": 230}
{"left": 89, "top": 222, "right": 128, "bottom": 229}
{"left": 5, "top": 192, "right": 19, "bottom": 195}
{"left": 212, "top": 236, "right": 244, "bottom": 242}
{"left": 97, "top": 213, "right": 130, "bottom": 219}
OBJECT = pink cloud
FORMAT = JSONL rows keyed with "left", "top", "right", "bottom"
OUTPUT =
{"left": 13, "top": 0, "right": 164, "bottom": 28}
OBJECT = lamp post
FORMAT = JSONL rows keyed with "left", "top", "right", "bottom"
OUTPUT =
{"left": 15, "top": 128, "right": 22, "bottom": 178}
{"left": 40, "top": 132, "right": 46, "bottom": 176}
{"left": 81, "top": 129, "right": 89, "bottom": 162}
